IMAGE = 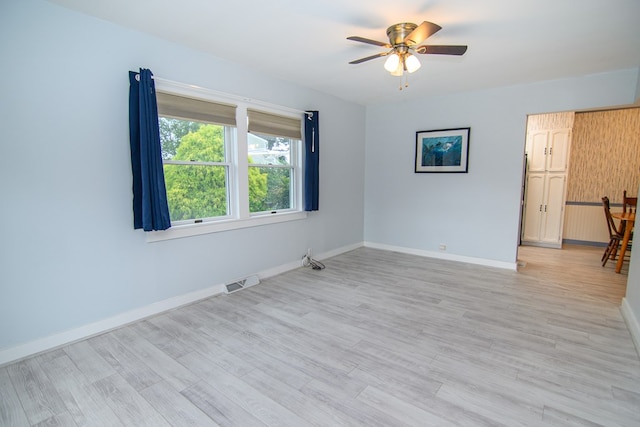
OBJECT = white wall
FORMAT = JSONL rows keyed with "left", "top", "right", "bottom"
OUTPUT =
{"left": 0, "top": 0, "right": 365, "bottom": 357}
{"left": 364, "top": 69, "right": 639, "bottom": 265}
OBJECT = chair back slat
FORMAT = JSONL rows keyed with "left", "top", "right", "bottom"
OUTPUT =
{"left": 623, "top": 190, "right": 637, "bottom": 214}
{"left": 602, "top": 196, "right": 624, "bottom": 237}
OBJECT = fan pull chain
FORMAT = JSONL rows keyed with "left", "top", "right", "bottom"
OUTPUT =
{"left": 399, "top": 73, "right": 409, "bottom": 90}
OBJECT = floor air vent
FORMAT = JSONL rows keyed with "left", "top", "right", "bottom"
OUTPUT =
{"left": 224, "top": 275, "right": 260, "bottom": 294}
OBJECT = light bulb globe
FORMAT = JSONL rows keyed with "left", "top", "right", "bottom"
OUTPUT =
{"left": 384, "top": 53, "right": 400, "bottom": 73}
{"left": 405, "top": 54, "right": 421, "bottom": 73}
{"left": 391, "top": 62, "right": 404, "bottom": 76}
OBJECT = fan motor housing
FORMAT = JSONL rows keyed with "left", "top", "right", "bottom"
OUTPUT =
{"left": 386, "top": 23, "right": 418, "bottom": 47}
{"left": 347, "top": 20, "right": 466, "bottom": 66}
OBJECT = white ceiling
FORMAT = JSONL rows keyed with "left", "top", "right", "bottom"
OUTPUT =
{"left": 48, "top": 0, "right": 640, "bottom": 106}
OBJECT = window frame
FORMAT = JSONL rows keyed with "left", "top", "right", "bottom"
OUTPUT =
{"left": 247, "top": 132, "right": 301, "bottom": 216}
{"left": 161, "top": 125, "right": 235, "bottom": 225}
{"left": 147, "top": 79, "right": 307, "bottom": 242}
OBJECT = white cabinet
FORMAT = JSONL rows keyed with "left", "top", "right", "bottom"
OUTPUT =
{"left": 522, "top": 174, "right": 567, "bottom": 246}
{"left": 521, "top": 128, "right": 571, "bottom": 248}
{"left": 527, "top": 129, "right": 571, "bottom": 173}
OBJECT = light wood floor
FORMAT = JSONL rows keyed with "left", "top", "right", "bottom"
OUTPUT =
{"left": 2, "top": 245, "right": 639, "bottom": 426}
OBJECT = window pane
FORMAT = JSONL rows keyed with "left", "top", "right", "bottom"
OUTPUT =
{"left": 248, "top": 166, "right": 291, "bottom": 213}
{"left": 248, "top": 133, "right": 291, "bottom": 166}
{"left": 163, "top": 164, "right": 228, "bottom": 221}
{"left": 160, "top": 118, "right": 225, "bottom": 162}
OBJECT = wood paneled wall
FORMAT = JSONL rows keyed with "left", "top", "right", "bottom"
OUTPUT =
{"left": 567, "top": 108, "right": 640, "bottom": 204}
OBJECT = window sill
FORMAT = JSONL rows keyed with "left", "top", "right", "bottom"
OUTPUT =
{"left": 145, "top": 211, "right": 308, "bottom": 242}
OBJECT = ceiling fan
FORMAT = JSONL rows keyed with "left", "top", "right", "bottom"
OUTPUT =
{"left": 347, "top": 21, "right": 467, "bottom": 87}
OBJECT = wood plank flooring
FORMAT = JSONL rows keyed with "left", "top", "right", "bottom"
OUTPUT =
{"left": 1, "top": 245, "right": 639, "bottom": 426}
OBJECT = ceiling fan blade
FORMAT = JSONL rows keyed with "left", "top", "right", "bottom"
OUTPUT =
{"left": 415, "top": 45, "right": 468, "bottom": 55}
{"left": 404, "top": 21, "right": 442, "bottom": 45}
{"left": 349, "top": 52, "right": 390, "bottom": 64}
{"left": 347, "top": 36, "right": 391, "bottom": 48}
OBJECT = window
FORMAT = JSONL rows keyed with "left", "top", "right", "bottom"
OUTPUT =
{"left": 157, "top": 91, "right": 236, "bottom": 225}
{"left": 151, "top": 81, "right": 306, "bottom": 240}
{"left": 248, "top": 133, "right": 295, "bottom": 213}
{"left": 247, "top": 109, "right": 302, "bottom": 214}
{"left": 160, "top": 119, "right": 233, "bottom": 222}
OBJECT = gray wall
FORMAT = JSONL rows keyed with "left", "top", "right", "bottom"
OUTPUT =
{"left": 0, "top": 0, "right": 366, "bottom": 352}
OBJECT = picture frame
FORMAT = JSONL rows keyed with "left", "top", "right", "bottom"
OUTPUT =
{"left": 415, "top": 127, "right": 470, "bottom": 173}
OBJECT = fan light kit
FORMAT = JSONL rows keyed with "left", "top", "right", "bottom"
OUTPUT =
{"left": 348, "top": 21, "right": 467, "bottom": 90}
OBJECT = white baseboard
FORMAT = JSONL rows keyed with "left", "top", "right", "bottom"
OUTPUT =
{"left": 255, "top": 242, "right": 363, "bottom": 279}
{"left": 316, "top": 242, "right": 364, "bottom": 261}
{"left": 0, "top": 242, "right": 365, "bottom": 367}
{"left": 364, "top": 241, "right": 517, "bottom": 271}
{"left": 621, "top": 297, "right": 640, "bottom": 358}
{"left": 0, "top": 283, "right": 227, "bottom": 367}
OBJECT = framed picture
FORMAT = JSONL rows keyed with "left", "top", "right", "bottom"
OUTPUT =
{"left": 415, "top": 127, "right": 470, "bottom": 173}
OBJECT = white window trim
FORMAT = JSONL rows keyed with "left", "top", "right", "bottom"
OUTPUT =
{"left": 146, "top": 211, "right": 308, "bottom": 242}
{"left": 247, "top": 135, "right": 301, "bottom": 216}
{"left": 148, "top": 78, "right": 307, "bottom": 242}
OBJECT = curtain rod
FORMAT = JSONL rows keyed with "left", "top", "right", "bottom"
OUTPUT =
{"left": 133, "top": 71, "right": 313, "bottom": 117}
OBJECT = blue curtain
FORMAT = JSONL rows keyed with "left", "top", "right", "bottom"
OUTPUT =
{"left": 128, "top": 69, "right": 171, "bottom": 231}
{"left": 304, "top": 111, "right": 319, "bottom": 211}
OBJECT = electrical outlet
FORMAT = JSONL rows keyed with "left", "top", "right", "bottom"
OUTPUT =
{"left": 439, "top": 244, "right": 447, "bottom": 251}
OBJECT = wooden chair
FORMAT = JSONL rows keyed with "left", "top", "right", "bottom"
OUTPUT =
{"left": 623, "top": 190, "right": 637, "bottom": 214}
{"left": 602, "top": 196, "right": 625, "bottom": 266}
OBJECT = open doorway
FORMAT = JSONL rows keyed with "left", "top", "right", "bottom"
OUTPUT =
{"left": 517, "top": 108, "right": 640, "bottom": 286}
{"left": 519, "top": 108, "right": 640, "bottom": 248}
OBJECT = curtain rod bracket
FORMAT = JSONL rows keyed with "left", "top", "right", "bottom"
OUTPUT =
{"left": 134, "top": 73, "right": 154, "bottom": 82}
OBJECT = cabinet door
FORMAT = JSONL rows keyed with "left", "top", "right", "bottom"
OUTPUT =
{"left": 527, "top": 131, "right": 549, "bottom": 172}
{"left": 522, "top": 173, "right": 545, "bottom": 241}
{"left": 540, "top": 174, "right": 567, "bottom": 245}
{"left": 547, "top": 129, "right": 571, "bottom": 172}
